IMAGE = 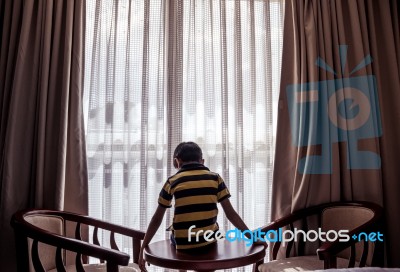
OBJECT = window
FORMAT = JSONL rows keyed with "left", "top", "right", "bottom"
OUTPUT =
{"left": 84, "top": 0, "right": 283, "bottom": 269}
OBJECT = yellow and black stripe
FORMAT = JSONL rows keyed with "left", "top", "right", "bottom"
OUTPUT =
{"left": 158, "top": 163, "right": 230, "bottom": 249}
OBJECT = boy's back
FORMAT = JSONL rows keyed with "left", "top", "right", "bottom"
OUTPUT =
{"left": 158, "top": 162, "right": 230, "bottom": 249}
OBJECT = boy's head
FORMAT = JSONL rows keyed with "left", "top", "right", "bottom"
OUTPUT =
{"left": 173, "top": 142, "right": 203, "bottom": 168}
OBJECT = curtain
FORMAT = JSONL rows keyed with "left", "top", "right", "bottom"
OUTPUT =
{"left": 272, "top": 0, "right": 400, "bottom": 266}
{"left": 84, "top": 0, "right": 284, "bottom": 268}
{"left": 0, "top": 0, "right": 87, "bottom": 270}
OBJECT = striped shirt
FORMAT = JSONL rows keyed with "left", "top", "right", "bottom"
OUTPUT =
{"left": 158, "top": 163, "right": 231, "bottom": 249}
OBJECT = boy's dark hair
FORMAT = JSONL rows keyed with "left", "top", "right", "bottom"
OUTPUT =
{"left": 173, "top": 142, "right": 203, "bottom": 163}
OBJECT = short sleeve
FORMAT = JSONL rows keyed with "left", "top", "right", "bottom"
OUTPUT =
{"left": 216, "top": 175, "right": 231, "bottom": 202}
{"left": 158, "top": 180, "right": 173, "bottom": 208}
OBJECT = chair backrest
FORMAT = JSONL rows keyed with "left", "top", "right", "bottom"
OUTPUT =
{"left": 321, "top": 205, "right": 376, "bottom": 266}
{"left": 263, "top": 201, "right": 383, "bottom": 268}
{"left": 24, "top": 214, "right": 65, "bottom": 271}
{"left": 11, "top": 209, "right": 145, "bottom": 272}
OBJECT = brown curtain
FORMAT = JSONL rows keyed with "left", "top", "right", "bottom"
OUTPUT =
{"left": 272, "top": 0, "right": 400, "bottom": 266}
{"left": 0, "top": 0, "right": 88, "bottom": 270}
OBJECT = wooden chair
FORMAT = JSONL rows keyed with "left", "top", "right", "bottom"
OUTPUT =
{"left": 256, "top": 201, "right": 384, "bottom": 272}
{"left": 11, "top": 209, "right": 145, "bottom": 272}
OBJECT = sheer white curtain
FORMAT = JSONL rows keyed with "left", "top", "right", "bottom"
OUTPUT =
{"left": 84, "top": 0, "right": 283, "bottom": 270}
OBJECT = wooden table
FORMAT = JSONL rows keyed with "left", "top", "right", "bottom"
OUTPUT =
{"left": 144, "top": 239, "right": 266, "bottom": 272}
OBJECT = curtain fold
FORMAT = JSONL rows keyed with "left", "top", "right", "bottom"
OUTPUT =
{"left": 0, "top": 0, "right": 87, "bottom": 270}
{"left": 272, "top": 0, "right": 400, "bottom": 266}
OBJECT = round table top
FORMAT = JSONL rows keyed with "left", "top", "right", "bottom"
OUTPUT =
{"left": 144, "top": 239, "right": 266, "bottom": 271}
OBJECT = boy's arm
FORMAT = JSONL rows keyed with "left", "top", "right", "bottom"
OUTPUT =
{"left": 220, "top": 198, "right": 267, "bottom": 247}
{"left": 139, "top": 205, "right": 167, "bottom": 272}
{"left": 220, "top": 198, "right": 250, "bottom": 232}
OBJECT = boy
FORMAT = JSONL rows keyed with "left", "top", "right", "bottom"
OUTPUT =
{"left": 138, "top": 142, "right": 258, "bottom": 271}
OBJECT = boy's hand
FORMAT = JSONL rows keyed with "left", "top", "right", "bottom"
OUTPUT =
{"left": 138, "top": 249, "right": 149, "bottom": 272}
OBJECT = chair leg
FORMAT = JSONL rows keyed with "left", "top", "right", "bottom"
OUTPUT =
{"left": 324, "top": 256, "right": 337, "bottom": 269}
{"left": 253, "top": 259, "right": 263, "bottom": 272}
{"left": 106, "top": 262, "right": 119, "bottom": 272}
{"left": 14, "top": 231, "right": 29, "bottom": 272}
